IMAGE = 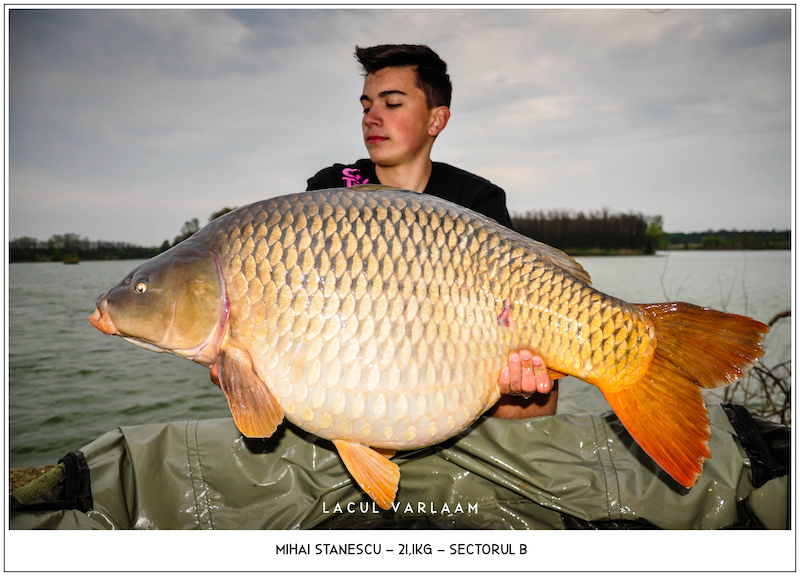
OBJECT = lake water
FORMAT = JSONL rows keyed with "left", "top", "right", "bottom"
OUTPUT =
{"left": 7, "top": 251, "right": 792, "bottom": 468}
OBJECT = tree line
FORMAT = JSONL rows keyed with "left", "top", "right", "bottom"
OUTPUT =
{"left": 9, "top": 208, "right": 237, "bottom": 263}
{"left": 8, "top": 233, "right": 164, "bottom": 263}
{"left": 511, "top": 209, "right": 667, "bottom": 255}
{"left": 666, "top": 230, "right": 791, "bottom": 250}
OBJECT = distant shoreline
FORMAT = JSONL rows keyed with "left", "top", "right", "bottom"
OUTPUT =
{"left": 7, "top": 245, "right": 792, "bottom": 263}
{"left": 8, "top": 224, "right": 792, "bottom": 263}
{"left": 562, "top": 246, "right": 791, "bottom": 257}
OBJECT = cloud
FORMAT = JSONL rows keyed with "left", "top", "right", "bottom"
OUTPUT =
{"left": 7, "top": 7, "right": 792, "bottom": 245}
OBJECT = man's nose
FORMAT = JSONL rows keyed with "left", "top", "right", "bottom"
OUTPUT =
{"left": 363, "top": 107, "right": 381, "bottom": 125}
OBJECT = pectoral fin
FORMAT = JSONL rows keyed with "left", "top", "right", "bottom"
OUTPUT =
{"left": 333, "top": 440, "right": 400, "bottom": 510}
{"left": 213, "top": 345, "right": 284, "bottom": 438}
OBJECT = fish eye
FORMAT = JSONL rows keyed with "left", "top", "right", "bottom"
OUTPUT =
{"left": 134, "top": 277, "right": 149, "bottom": 294}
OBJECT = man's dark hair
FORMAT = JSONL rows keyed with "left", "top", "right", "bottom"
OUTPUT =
{"left": 355, "top": 44, "right": 452, "bottom": 109}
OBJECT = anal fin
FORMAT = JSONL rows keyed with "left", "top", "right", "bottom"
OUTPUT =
{"left": 333, "top": 440, "right": 400, "bottom": 510}
{"left": 213, "top": 345, "right": 284, "bottom": 438}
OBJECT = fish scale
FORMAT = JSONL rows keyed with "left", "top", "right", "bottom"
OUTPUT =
{"left": 90, "top": 186, "right": 768, "bottom": 509}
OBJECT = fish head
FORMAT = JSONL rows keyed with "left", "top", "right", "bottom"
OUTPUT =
{"left": 89, "top": 246, "right": 229, "bottom": 366}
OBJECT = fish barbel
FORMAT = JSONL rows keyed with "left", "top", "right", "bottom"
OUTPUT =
{"left": 89, "top": 187, "right": 768, "bottom": 509}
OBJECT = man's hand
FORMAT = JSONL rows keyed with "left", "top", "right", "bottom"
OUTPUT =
{"left": 498, "top": 350, "right": 555, "bottom": 396}
{"left": 490, "top": 350, "right": 558, "bottom": 419}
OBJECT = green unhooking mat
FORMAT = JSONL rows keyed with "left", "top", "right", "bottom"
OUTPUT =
{"left": 9, "top": 404, "right": 789, "bottom": 530}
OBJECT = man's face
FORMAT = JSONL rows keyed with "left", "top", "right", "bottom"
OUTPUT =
{"left": 360, "top": 66, "right": 438, "bottom": 168}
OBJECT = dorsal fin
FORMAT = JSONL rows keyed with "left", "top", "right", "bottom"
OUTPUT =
{"left": 350, "top": 184, "right": 401, "bottom": 192}
{"left": 519, "top": 236, "right": 592, "bottom": 285}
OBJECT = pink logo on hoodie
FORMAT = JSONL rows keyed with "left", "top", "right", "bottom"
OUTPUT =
{"left": 342, "top": 167, "right": 369, "bottom": 187}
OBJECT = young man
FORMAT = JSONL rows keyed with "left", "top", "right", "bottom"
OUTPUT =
{"left": 307, "top": 44, "right": 557, "bottom": 418}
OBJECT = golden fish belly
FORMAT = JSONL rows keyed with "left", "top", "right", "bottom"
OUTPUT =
{"left": 237, "top": 282, "right": 506, "bottom": 449}
{"left": 269, "top": 361, "right": 501, "bottom": 449}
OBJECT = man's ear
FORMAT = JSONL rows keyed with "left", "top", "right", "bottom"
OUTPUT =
{"left": 428, "top": 106, "right": 451, "bottom": 137}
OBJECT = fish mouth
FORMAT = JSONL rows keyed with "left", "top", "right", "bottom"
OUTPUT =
{"left": 89, "top": 307, "right": 118, "bottom": 335}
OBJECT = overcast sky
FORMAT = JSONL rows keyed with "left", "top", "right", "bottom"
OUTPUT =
{"left": 7, "top": 7, "right": 792, "bottom": 247}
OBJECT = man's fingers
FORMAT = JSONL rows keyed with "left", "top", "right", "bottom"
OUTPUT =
{"left": 532, "top": 355, "right": 553, "bottom": 394}
{"left": 499, "top": 366, "right": 511, "bottom": 387}
{"left": 506, "top": 352, "right": 521, "bottom": 394}
{"left": 499, "top": 350, "right": 554, "bottom": 397}
{"left": 519, "top": 350, "right": 537, "bottom": 395}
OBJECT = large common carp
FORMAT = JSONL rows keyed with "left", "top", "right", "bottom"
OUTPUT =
{"left": 89, "top": 187, "right": 768, "bottom": 509}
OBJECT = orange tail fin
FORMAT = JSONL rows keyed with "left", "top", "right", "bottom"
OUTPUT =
{"left": 601, "top": 302, "right": 768, "bottom": 488}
